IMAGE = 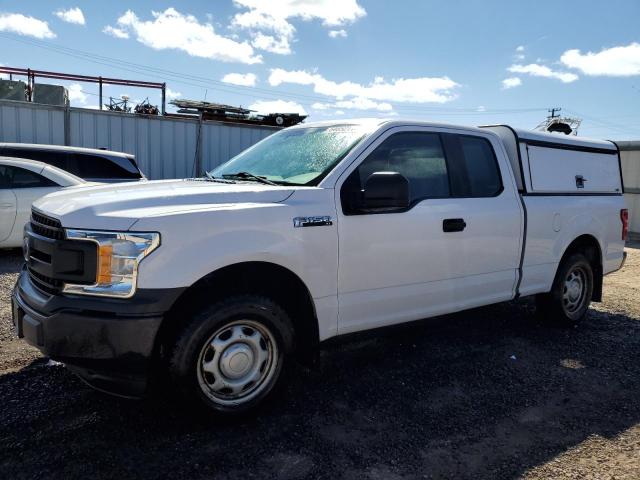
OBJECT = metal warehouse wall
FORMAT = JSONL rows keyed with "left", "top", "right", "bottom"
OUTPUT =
{"left": 618, "top": 141, "right": 640, "bottom": 235}
{"left": 0, "top": 99, "right": 277, "bottom": 179}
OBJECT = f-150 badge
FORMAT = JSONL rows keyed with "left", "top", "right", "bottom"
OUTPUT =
{"left": 293, "top": 216, "right": 333, "bottom": 228}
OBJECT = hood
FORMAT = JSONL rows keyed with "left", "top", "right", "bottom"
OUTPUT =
{"left": 33, "top": 179, "right": 294, "bottom": 231}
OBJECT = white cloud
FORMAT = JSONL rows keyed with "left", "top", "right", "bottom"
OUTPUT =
{"left": 334, "top": 110, "right": 345, "bottom": 115}
{"left": 312, "top": 97, "right": 393, "bottom": 112}
{"left": 502, "top": 77, "right": 522, "bottom": 89}
{"left": 54, "top": 7, "right": 85, "bottom": 25}
{"left": 269, "top": 68, "right": 460, "bottom": 103}
{"left": 516, "top": 45, "right": 525, "bottom": 52}
{"left": 329, "top": 29, "right": 347, "bottom": 38}
{"left": 0, "top": 13, "right": 55, "bottom": 39}
{"left": 232, "top": 0, "right": 365, "bottom": 55}
{"left": 508, "top": 63, "right": 578, "bottom": 83}
{"left": 249, "top": 99, "right": 307, "bottom": 115}
{"left": 476, "top": 105, "right": 486, "bottom": 112}
{"left": 251, "top": 32, "right": 291, "bottom": 54}
{"left": 165, "top": 88, "right": 182, "bottom": 100}
{"left": 113, "top": 8, "right": 262, "bottom": 64}
{"left": 67, "top": 83, "right": 87, "bottom": 105}
{"left": 103, "top": 25, "right": 129, "bottom": 39}
{"left": 560, "top": 43, "right": 640, "bottom": 76}
{"left": 222, "top": 72, "right": 258, "bottom": 87}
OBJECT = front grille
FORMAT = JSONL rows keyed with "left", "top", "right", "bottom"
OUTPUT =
{"left": 28, "top": 209, "right": 65, "bottom": 294}
{"left": 27, "top": 266, "right": 63, "bottom": 295}
{"left": 30, "top": 210, "right": 64, "bottom": 240}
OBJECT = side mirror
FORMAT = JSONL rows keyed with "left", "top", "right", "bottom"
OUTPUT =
{"left": 362, "top": 171, "right": 410, "bottom": 210}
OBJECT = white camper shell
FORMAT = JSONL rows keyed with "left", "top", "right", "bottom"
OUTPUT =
{"left": 481, "top": 126, "right": 623, "bottom": 194}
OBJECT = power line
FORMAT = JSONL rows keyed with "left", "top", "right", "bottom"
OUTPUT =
{"left": 0, "top": 33, "right": 551, "bottom": 115}
{"left": 0, "top": 33, "right": 351, "bottom": 104}
{"left": 564, "top": 109, "right": 640, "bottom": 136}
{"left": 5, "top": 32, "right": 634, "bottom": 137}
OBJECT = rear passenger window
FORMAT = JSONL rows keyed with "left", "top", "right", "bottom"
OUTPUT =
{"left": 440, "top": 134, "right": 502, "bottom": 197}
{"left": 0, "top": 166, "right": 11, "bottom": 188}
{"left": 9, "top": 167, "right": 57, "bottom": 188}
{"left": 1, "top": 148, "right": 70, "bottom": 172}
{"left": 0, "top": 148, "right": 141, "bottom": 180}
{"left": 458, "top": 136, "right": 502, "bottom": 197}
{"left": 352, "top": 132, "right": 450, "bottom": 204}
{"left": 73, "top": 154, "right": 141, "bottom": 179}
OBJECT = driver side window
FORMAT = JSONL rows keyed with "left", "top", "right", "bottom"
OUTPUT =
{"left": 341, "top": 132, "right": 450, "bottom": 214}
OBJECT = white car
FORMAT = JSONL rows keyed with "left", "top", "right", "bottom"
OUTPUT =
{"left": 0, "top": 157, "right": 89, "bottom": 248}
{"left": 13, "top": 119, "right": 627, "bottom": 416}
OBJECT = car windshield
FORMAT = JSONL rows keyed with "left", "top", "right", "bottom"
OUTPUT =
{"left": 209, "top": 125, "right": 368, "bottom": 186}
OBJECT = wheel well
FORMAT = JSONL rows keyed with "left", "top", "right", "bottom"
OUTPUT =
{"left": 156, "top": 262, "right": 319, "bottom": 360}
{"left": 560, "top": 234, "right": 603, "bottom": 301}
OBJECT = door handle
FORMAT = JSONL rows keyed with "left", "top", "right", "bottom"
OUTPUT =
{"left": 443, "top": 218, "right": 466, "bottom": 232}
{"left": 0, "top": 203, "right": 15, "bottom": 209}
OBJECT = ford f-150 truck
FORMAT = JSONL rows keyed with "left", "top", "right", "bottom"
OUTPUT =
{"left": 13, "top": 119, "right": 628, "bottom": 415}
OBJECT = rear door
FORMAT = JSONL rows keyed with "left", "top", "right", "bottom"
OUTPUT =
{"left": 438, "top": 131, "right": 522, "bottom": 309}
{"left": 0, "top": 165, "right": 17, "bottom": 243}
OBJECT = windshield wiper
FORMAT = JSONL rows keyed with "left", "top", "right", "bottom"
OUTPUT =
{"left": 222, "top": 171, "right": 278, "bottom": 186}
{"left": 201, "top": 171, "right": 236, "bottom": 183}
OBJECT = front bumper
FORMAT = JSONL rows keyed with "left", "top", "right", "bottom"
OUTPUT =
{"left": 12, "top": 267, "right": 184, "bottom": 397}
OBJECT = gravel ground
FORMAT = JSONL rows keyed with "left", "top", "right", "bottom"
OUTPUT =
{"left": 1, "top": 246, "right": 639, "bottom": 479}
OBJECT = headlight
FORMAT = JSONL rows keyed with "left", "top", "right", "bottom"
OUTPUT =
{"left": 63, "top": 229, "right": 160, "bottom": 298}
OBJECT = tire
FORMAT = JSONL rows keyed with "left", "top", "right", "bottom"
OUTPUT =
{"left": 536, "top": 252, "right": 594, "bottom": 326}
{"left": 168, "top": 295, "right": 294, "bottom": 416}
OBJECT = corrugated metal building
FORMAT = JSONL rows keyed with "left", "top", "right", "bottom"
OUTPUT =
{"left": 618, "top": 141, "right": 640, "bottom": 236}
{"left": 0, "top": 99, "right": 277, "bottom": 179}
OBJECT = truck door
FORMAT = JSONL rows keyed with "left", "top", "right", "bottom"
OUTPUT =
{"left": 437, "top": 131, "right": 522, "bottom": 310}
{"left": 335, "top": 127, "right": 522, "bottom": 334}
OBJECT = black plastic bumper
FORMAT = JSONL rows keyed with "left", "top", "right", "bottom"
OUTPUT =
{"left": 12, "top": 268, "right": 184, "bottom": 397}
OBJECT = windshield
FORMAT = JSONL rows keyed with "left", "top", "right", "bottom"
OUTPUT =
{"left": 209, "top": 125, "right": 368, "bottom": 186}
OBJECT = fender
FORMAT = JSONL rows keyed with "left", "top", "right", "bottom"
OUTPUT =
{"left": 133, "top": 194, "right": 339, "bottom": 340}
{"left": 552, "top": 211, "right": 605, "bottom": 264}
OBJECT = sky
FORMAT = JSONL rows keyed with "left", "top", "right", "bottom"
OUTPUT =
{"left": 0, "top": 0, "right": 639, "bottom": 139}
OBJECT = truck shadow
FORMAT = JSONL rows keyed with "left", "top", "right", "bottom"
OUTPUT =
{"left": 1, "top": 300, "right": 639, "bottom": 479}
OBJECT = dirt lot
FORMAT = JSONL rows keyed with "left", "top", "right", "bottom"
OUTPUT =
{"left": 1, "top": 246, "right": 639, "bottom": 480}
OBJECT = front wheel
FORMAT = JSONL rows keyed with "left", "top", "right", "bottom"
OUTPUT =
{"left": 536, "top": 253, "right": 594, "bottom": 326}
{"left": 169, "top": 295, "right": 294, "bottom": 415}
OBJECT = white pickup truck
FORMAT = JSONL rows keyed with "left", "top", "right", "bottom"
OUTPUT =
{"left": 13, "top": 119, "right": 628, "bottom": 416}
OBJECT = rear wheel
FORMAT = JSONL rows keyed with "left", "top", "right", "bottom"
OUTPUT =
{"left": 169, "top": 295, "right": 294, "bottom": 415}
{"left": 536, "top": 253, "right": 594, "bottom": 326}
